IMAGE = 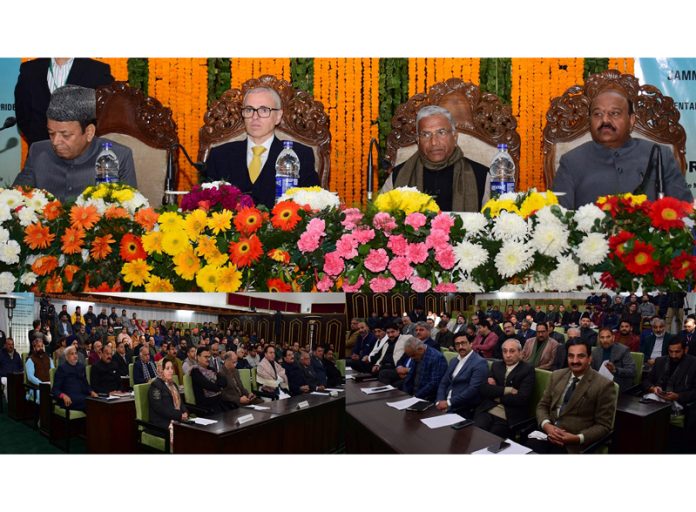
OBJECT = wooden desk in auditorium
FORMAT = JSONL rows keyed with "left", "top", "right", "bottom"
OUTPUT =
{"left": 346, "top": 378, "right": 409, "bottom": 406}
{"left": 172, "top": 393, "right": 345, "bottom": 454}
{"left": 85, "top": 396, "right": 137, "bottom": 454}
{"left": 6, "top": 372, "right": 30, "bottom": 421}
{"left": 611, "top": 394, "right": 671, "bottom": 454}
{"left": 345, "top": 382, "right": 503, "bottom": 454}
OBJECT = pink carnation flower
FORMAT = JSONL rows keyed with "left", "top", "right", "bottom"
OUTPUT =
{"left": 323, "top": 251, "right": 345, "bottom": 276}
{"left": 306, "top": 218, "right": 326, "bottom": 236}
{"left": 373, "top": 212, "right": 398, "bottom": 233}
{"left": 335, "top": 234, "right": 359, "bottom": 259}
{"left": 341, "top": 208, "right": 363, "bottom": 230}
{"left": 406, "top": 242, "right": 429, "bottom": 264}
{"left": 404, "top": 212, "right": 427, "bottom": 230}
{"left": 387, "top": 234, "right": 409, "bottom": 257}
{"left": 431, "top": 212, "right": 455, "bottom": 232}
{"left": 388, "top": 256, "right": 414, "bottom": 281}
{"left": 434, "top": 282, "right": 457, "bottom": 293}
{"left": 369, "top": 276, "right": 396, "bottom": 293}
{"left": 409, "top": 275, "right": 431, "bottom": 293}
{"left": 435, "top": 247, "right": 456, "bottom": 269}
{"left": 364, "top": 248, "right": 389, "bottom": 273}
{"left": 297, "top": 231, "right": 321, "bottom": 253}
{"left": 316, "top": 275, "right": 334, "bottom": 292}
{"left": 352, "top": 228, "right": 375, "bottom": 244}
{"left": 342, "top": 276, "right": 365, "bottom": 292}
{"left": 426, "top": 229, "right": 450, "bottom": 250}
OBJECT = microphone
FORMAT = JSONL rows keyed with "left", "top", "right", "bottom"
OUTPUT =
{"left": 1, "top": 117, "right": 17, "bottom": 131}
{"left": 163, "top": 144, "right": 207, "bottom": 205}
{"left": 366, "top": 138, "right": 380, "bottom": 202}
{"left": 171, "top": 143, "right": 207, "bottom": 174}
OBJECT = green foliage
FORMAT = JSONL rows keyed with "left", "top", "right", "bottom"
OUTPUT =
{"left": 207, "top": 58, "right": 231, "bottom": 105}
{"left": 377, "top": 58, "right": 409, "bottom": 187}
{"left": 479, "top": 58, "right": 512, "bottom": 105}
{"left": 127, "top": 58, "right": 148, "bottom": 94}
{"left": 290, "top": 58, "right": 314, "bottom": 94}
{"left": 584, "top": 58, "right": 609, "bottom": 80}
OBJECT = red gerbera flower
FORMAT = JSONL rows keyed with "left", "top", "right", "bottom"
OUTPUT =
{"left": 622, "top": 241, "right": 658, "bottom": 275}
{"left": 670, "top": 253, "right": 696, "bottom": 280}
{"left": 271, "top": 200, "right": 302, "bottom": 231}
{"left": 233, "top": 207, "right": 266, "bottom": 236}
{"left": 608, "top": 230, "right": 634, "bottom": 259}
{"left": 649, "top": 197, "right": 692, "bottom": 230}
{"left": 119, "top": 233, "right": 147, "bottom": 262}
{"left": 596, "top": 195, "right": 620, "bottom": 217}
{"left": 228, "top": 235, "right": 263, "bottom": 267}
{"left": 599, "top": 271, "right": 618, "bottom": 290}
{"left": 266, "top": 277, "right": 292, "bottom": 292}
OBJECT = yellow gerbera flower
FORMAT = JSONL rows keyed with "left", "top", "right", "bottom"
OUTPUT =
{"left": 144, "top": 276, "right": 174, "bottom": 292}
{"left": 121, "top": 259, "right": 152, "bottom": 287}
{"left": 206, "top": 248, "right": 229, "bottom": 266}
{"left": 207, "top": 210, "right": 233, "bottom": 235}
{"left": 141, "top": 231, "right": 164, "bottom": 254}
{"left": 217, "top": 263, "right": 242, "bottom": 292}
{"left": 195, "top": 264, "right": 220, "bottom": 292}
{"left": 185, "top": 209, "right": 208, "bottom": 239}
{"left": 158, "top": 211, "right": 186, "bottom": 232}
{"left": 519, "top": 193, "right": 548, "bottom": 219}
{"left": 161, "top": 229, "right": 190, "bottom": 256}
{"left": 195, "top": 235, "right": 219, "bottom": 259}
{"left": 173, "top": 248, "right": 201, "bottom": 280}
{"left": 112, "top": 188, "right": 135, "bottom": 203}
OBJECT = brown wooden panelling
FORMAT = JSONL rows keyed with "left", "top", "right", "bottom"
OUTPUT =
{"left": 346, "top": 293, "right": 474, "bottom": 320}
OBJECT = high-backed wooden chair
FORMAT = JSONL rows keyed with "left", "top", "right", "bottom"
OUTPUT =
{"left": 386, "top": 78, "right": 521, "bottom": 185}
{"left": 96, "top": 81, "right": 179, "bottom": 207}
{"left": 198, "top": 75, "right": 331, "bottom": 188}
{"left": 543, "top": 69, "right": 687, "bottom": 188}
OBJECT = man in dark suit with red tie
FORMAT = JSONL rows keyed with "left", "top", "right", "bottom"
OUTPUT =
{"left": 14, "top": 58, "right": 114, "bottom": 145}
{"left": 205, "top": 86, "right": 318, "bottom": 208}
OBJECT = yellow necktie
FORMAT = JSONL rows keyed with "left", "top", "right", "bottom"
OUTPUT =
{"left": 249, "top": 145, "right": 266, "bottom": 184}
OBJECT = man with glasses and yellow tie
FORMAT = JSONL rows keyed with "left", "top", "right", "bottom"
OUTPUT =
{"left": 381, "top": 105, "right": 489, "bottom": 211}
{"left": 205, "top": 87, "right": 318, "bottom": 208}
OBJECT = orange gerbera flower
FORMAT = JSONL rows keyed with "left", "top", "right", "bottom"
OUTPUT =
{"left": 119, "top": 233, "right": 147, "bottom": 262}
{"left": 267, "top": 248, "right": 291, "bottom": 263}
{"left": 266, "top": 277, "right": 292, "bottom": 292}
{"left": 90, "top": 234, "right": 115, "bottom": 260}
{"left": 24, "top": 222, "right": 55, "bottom": 250}
{"left": 43, "top": 200, "right": 63, "bottom": 221}
{"left": 61, "top": 227, "right": 86, "bottom": 254}
{"left": 105, "top": 206, "right": 130, "bottom": 220}
{"left": 64, "top": 265, "right": 80, "bottom": 283}
{"left": 271, "top": 200, "right": 302, "bottom": 231}
{"left": 228, "top": 235, "right": 263, "bottom": 268}
{"left": 134, "top": 207, "right": 159, "bottom": 231}
{"left": 44, "top": 274, "right": 64, "bottom": 293}
{"left": 69, "top": 204, "right": 101, "bottom": 230}
{"left": 32, "top": 255, "right": 59, "bottom": 276}
{"left": 234, "top": 207, "right": 266, "bottom": 235}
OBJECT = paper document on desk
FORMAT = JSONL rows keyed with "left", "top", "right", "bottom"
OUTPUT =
{"left": 345, "top": 374, "right": 355, "bottom": 380}
{"left": 386, "top": 396, "right": 424, "bottom": 410}
{"left": 278, "top": 390, "right": 291, "bottom": 400}
{"left": 192, "top": 418, "right": 217, "bottom": 426}
{"left": 325, "top": 388, "right": 344, "bottom": 393}
{"left": 311, "top": 391, "right": 330, "bottom": 396}
{"left": 642, "top": 393, "right": 683, "bottom": 412}
{"left": 361, "top": 384, "right": 395, "bottom": 395}
{"left": 247, "top": 405, "right": 270, "bottom": 411}
{"left": 105, "top": 395, "right": 120, "bottom": 400}
{"left": 472, "top": 438, "right": 532, "bottom": 455}
{"left": 420, "top": 413, "right": 464, "bottom": 429}
{"left": 598, "top": 362, "right": 614, "bottom": 381}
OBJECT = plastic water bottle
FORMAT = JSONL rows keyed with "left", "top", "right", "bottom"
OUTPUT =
{"left": 275, "top": 141, "right": 300, "bottom": 200}
{"left": 95, "top": 142, "right": 120, "bottom": 184}
{"left": 488, "top": 143, "right": 516, "bottom": 197}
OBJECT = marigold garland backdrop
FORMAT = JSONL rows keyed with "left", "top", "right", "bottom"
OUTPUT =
{"left": 18, "top": 57, "right": 634, "bottom": 205}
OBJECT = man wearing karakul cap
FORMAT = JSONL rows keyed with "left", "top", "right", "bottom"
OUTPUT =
{"left": 12, "top": 84, "right": 136, "bottom": 202}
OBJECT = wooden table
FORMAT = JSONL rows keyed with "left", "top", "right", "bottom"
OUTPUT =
{"left": 172, "top": 393, "right": 345, "bottom": 454}
{"left": 6, "top": 372, "right": 30, "bottom": 421}
{"left": 345, "top": 379, "right": 409, "bottom": 406}
{"left": 611, "top": 394, "right": 672, "bottom": 454}
{"left": 85, "top": 396, "right": 137, "bottom": 453}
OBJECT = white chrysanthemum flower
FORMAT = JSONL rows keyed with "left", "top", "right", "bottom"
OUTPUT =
{"left": 548, "top": 257, "right": 591, "bottom": 291}
{"left": 494, "top": 240, "right": 534, "bottom": 278}
{"left": 0, "top": 271, "right": 16, "bottom": 293}
{"left": 0, "top": 227, "right": 9, "bottom": 243}
{"left": 457, "top": 212, "right": 488, "bottom": 237}
{"left": 456, "top": 279, "right": 484, "bottom": 292}
{"left": 534, "top": 205, "right": 566, "bottom": 228}
{"left": 17, "top": 206, "right": 38, "bottom": 227}
{"left": 25, "top": 191, "right": 49, "bottom": 211}
{"left": 531, "top": 222, "right": 569, "bottom": 258}
{"left": 0, "top": 240, "right": 21, "bottom": 264}
{"left": 575, "top": 203, "right": 606, "bottom": 233}
{"left": 577, "top": 232, "right": 610, "bottom": 265}
{"left": 280, "top": 187, "right": 341, "bottom": 211}
{"left": 20, "top": 272, "right": 37, "bottom": 286}
{"left": 498, "top": 283, "right": 527, "bottom": 292}
{"left": 123, "top": 192, "right": 149, "bottom": 214}
{"left": 498, "top": 192, "right": 520, "bottom": 201}
{"left": 89, "top": 198, "right": 107, "bottom": 215}
{"left": 0, "top": 204, "right": 11, "bottom": 222}
{"left": 454, "top": 240, "right": 488, "bottom": 273}
{"left": 201, "top": 180, "right": 230, "bottom": 190}
{"left": 492, "top": 211, "right": 529, "bottom": 242}
{"left": 0, "top": 189, "right": 24, "bottom": 210}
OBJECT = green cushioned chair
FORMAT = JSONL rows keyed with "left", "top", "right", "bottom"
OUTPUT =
{"left": 133, "top": 383, "right": 169, "bottom": 453}
{"left": 444, "top": 351, "right": 458, "bottom": 364}
{"left": 129, "top": 363, "right": 134, "bottom": 388}
{"left": 238, "top": 368, "right": 252, "bottom": 392}
{"left": 49, "top": 367, "right": 87, "bottom": 452}
{"left": 86, "top": 365, "right": 92, "bottom": 385}
{"left": 182, "top": 373, "right": 206, "bottom": 414}
{"left": 336, "top": 359, "right": 346, "bottom": 377}
{"left": 250, "top": 367, "right": 258, "bottom": 391}
{"left": 509, "top": 368, "right": 551, "bottom": 440}
{"left": 581, "top": 382, "right": 619, "bottom": 454}
{"left": 630, "top": 352, "right": 644, "bottom": 387}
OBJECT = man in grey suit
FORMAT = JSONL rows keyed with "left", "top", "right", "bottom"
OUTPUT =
{"left": 591, "top": 327, "right": 636, "bottom": 392}
{"left": 552, "top": 86, "right": 692, "bottom": 209}
{"left": 435, "top": 334, "right": 488, "bottom": 416}
{"left": 529, "top": 339, "right": 617, "bottom": 454}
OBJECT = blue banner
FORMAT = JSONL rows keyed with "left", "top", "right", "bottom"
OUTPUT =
{"left": 636, "top": 58, "right": 696, "bottom": 192}
{"left": 0, "top": 58, "right": 21, "bottom": 188}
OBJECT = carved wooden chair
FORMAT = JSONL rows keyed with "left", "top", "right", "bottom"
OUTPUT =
{"left": 385, "top": 78, "right": 521, "bottom": 186}
{"left": 96, "top": 81, "right": 179, "bottom": 207}
{"left": 198, "top": 75, "right": 331, "bottom": 188}
{"left": 543, "top": 69, "right": 687, "bottom": 188}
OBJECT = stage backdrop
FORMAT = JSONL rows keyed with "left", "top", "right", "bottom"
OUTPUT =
{"left": 636, "top": 58, "right": 696, "bottom": 192}
{"left": 0, "top": 58, "right": 21, "bottom": 187}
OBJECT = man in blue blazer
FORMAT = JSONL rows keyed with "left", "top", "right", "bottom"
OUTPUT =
{"left": 205, "top": 87, "right": 319, "bottom": 208}
{"left": 436, "top": 334, "right": 488, "bottom": 416}
{"left": 401, "top": 337, "right": 448, "bottom": 402}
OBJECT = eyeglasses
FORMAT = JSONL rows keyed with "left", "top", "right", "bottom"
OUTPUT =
{"left": 241, "top": 106, "right": 280, "bottom": 119}
{"left": 417, "top": 128, "right": 453, "bottom": 141}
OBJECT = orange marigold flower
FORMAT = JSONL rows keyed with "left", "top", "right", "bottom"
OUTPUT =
{"left": 64, "top": 265, "right": 80, "bottom": 283}
{"left": 134, "top": 207, "right": 159, "bottom": 231}
{"left": 266, "top": 277, "right": 292, "bottom": 292}
{"left": 234, "top": 207, "right": 266, "bottom": 235}
{"left": 32, "top": 255, "right": 59, "bottom": 276}
{"left": 271, "top": 201, "right": 302, "bottom": 231}
{"left": 228, "top": 235, "right": 263, "bottom": 268}
{"left": 61, "top": 227, "right": 86, "bottom": 254}
{"left": 70, "top": 204, "right": 101, "bottom": 230}
{"left": 44, "top": 274, "right": 64, "bottom": 293}
{"left": 90, "top": 234, "right": 115, "bottom": 260}
{"left": 24, "top": 222, "right": 55, "bottom": 250}
{"left": 105, "top": 206, "right": 130, "bottom": 220}
{"left": 43, "top": 200, "right": 63, "bottom": 221}
{"left": 119, "top": 233, "right": 147, "bottom": 262}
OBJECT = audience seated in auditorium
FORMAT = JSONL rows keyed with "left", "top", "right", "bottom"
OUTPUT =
{"left": 323, "top": 348, "right": 343, "bottom": 387}
{"left": 257, "top": 345, "right": 289, "bottom": 398}
{"left": 471, "top": 321, "right": 498, "bottom": 359}
{"left": 190, "top": 346, "right": 227, "bottom": 413}
{"left": 219, "top": 351, "right": 260, "bottom": 408}
{"left": 591, "top": 328, "right": 636, "bottom": 392}
{"left": 614, "top": 320, "right": 640, "bottom": 352}
{"left": 521, "top": 323, "right": 559, "bottom": 370}
{"left": 133, "top": 346, "right": 158, "bottom": 385}
{"left": 642, "top": 338, "right": 696, "bottom": 417}
{"left": 149, "top": 359, "right": 188, "bottom": 431}
{"left": 401, "top": 336, "right": 448, "bottom": 402}
{"left": 310, "top": 345, "right": 328, "bottom": 387}
{"left": 53, "top": 345, "right": 97, "bottom": 411}
{"left": 436, "top": 334, "right": 488, "bottom": 415}
{"left": 299, "top": 350, "right": 325, "bottom": 392}
{"left": 90, "top": 344, "right": 122, "bottom": 394}
{"left": 0, "top": 337, "right": 22, "bottom": 402}
{"left": 26, "top": 337, "right": 54, "bottom": 403}
{"left": 579, "top": 314, "right": 598, "bottom": 347}
{"left": 641, "top": 317, "right": 672, "bottom": 367}
{"left": 182, "top": 346, "right": 198, "bottom": 375}
{"left": 435, "top": 320, "right": 455, "bottom": 351}
{"left": 350, "top": 320, "right": 377, "bottom": 373}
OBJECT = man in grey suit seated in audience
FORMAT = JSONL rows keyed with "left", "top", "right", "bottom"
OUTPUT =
{"left": 219, "top": 351, "right": 259, "bottom": 409}
{"left": 591, "top": 327, "right": 636, "bottom": 392}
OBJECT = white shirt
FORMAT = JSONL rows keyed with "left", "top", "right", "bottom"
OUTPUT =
{"left": 446, "top": 350, "right": 473, "bottom": 404}
{"left": 650, "top": 334, "right": 665, "bottom": 360}
{"left": 369, "top": 335, "right": 388, "bottom": 359}
{"left": 246, "top": 135, "right": 275, "bottom": 170}
{"left": 47, "top": 58, "right": 74, "bottom": 93}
